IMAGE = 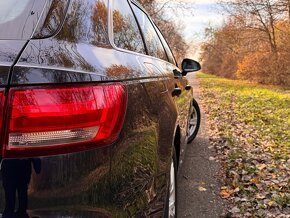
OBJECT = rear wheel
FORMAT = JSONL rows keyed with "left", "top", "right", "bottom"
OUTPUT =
{"left": 187, "top": 98, "right": 201, "bottom": 144}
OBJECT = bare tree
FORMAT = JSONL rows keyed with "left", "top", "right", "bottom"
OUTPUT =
{"left": 221, "top": 0, "right": 288, "bottom": 53}
{"left": 201, "top": 0, "right": 290, "bottom": 85}
{"left": 138, "top": 0, "right": 191, "bottom": 64}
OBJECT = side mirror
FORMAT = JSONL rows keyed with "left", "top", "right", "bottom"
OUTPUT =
{"left": 181, "top": 59, "right": 201, "bottom": 76}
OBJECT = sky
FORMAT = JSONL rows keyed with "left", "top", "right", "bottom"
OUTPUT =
{"left": 161, "top": 0, "right": 225, "bottom": 42}
{"left": 181, "top": 2, "right": 224, "bottom": 42}
{"left": 157, "top": 0, "right": 227, "bottom": 59}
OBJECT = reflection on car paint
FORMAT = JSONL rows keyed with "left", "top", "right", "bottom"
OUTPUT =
{"left": 0, "top": 0, "right": 196, "bottom": 216}
{"left": 0, "top": 41, "right": 27, "bottom": 85}
{"left": 1, "top": 159, "right": 41, "bottom": 218}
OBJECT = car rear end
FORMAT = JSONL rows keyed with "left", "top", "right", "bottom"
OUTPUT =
{"left": 0, "top": 0, "right": 123, "bottom": 217}
{"left": 0, "top": 0, "right": 177, "bottom": 217}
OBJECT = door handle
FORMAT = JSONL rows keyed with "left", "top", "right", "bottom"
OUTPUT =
{"left": 185, "top": 85, "right": 191, "bottom": 91}
{"left": 172, "top": 87, "right": 182, "bottom": 97}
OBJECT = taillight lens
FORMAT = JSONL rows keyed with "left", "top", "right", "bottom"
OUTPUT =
{"left": 3, "top": 84, "right": 127, "bottom": 158}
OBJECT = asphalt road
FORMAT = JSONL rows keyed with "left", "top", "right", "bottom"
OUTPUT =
{"left": 177, "top": 73, "right": 224, "bottom": 218}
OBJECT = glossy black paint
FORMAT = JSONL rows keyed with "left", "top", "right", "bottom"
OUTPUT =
{"left": 0, "top": 0, "right": 195, "bottom": 217}
{"left": 0, "top": 40, "right": 27, "bottom": 85}
{"left": 182, "top": 59, "right": 201, "bottom": 76}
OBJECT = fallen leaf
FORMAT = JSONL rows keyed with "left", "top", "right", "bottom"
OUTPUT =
{"left": 250, "top": 177, "right": 260, "bottom": 185}
{"left": 256, "top": 193, "right": 266, "bottom": 199}
{"left": 209, "top": 156, "right": 215, "bottom": 161}
{"left": 198, "top": 186, "right": 207, "bottom": 192}
{"left": 267, "top": 201, "right": 276, "bottom": 207}
{"left": 220, "top": 188, "right": 234, "bottom": 198}
{"left": 257, "top": 164, "right": 267, "bottom": 170}
{"left": 229, "top": 206, "right": 240, "bottom": 213}
{"left": 233, "top": 187, "right": 240, "bottom": 193}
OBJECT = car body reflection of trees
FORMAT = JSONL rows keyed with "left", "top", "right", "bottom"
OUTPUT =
{"left": 0, "top": 0, "right": 196, "bottom": 216}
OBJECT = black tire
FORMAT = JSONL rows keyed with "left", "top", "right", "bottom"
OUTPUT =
{"left": 187, "top": 98, "right": 201, "bottom": 144}
{"left": 164, "top": 147, "right": 178, "bottom": 218}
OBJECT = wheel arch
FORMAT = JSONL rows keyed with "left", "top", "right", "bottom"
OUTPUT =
{"left": 173, "top": 125, "right": 181, "bottom": 167}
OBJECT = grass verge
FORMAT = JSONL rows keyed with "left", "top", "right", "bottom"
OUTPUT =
{"left": 197, "top": 72, "right": 290, "bottom": 217}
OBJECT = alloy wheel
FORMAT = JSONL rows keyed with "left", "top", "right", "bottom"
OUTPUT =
{"left": 168, "top": 159, "right": 176, "bottom": 217}
{"left": 187, "top": 98, "right": 201, "bottom": 144}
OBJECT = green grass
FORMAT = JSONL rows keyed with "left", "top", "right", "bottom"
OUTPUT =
{"left": 197, "top": 72, "right": 290, "bottom": 159}
{"left": 274, "top": 194, "right": 290, "bottom": 207}
{"left": 197, "top": 72, "right": 290, "bottom": 215}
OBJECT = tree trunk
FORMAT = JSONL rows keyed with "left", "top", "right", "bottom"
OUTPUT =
{"left": 288, "top": 0, "right": 290, "bottom": 23}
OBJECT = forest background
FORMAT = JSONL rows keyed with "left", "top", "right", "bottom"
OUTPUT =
{"left": 142, "top": 0, "right": 290, "bottom": 87}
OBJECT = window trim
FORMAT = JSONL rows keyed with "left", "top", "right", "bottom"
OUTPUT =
{"left": 127, "top": 0, "right": 148, "bottom": 55}
{"left": 33, "top": 0, "right": 71, "bottom": 39}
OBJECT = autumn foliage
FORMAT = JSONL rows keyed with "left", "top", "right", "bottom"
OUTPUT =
{"left": 201, "top": 0, "right": 290, "bottom": 86}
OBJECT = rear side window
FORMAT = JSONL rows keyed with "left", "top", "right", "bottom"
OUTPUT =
{"left": 113, "top": 0, "right": 146, "bottom": 54}
{"left": 0, "top": 0, "right": 47, "bottom": 40}
{"left": 131, "top": 4, "right": 168, "bottom": 62}
{"left": 33, "top": 0, "right": 70, "bottom": 38}
{"left": 56, "top": 0, "right": 110, "bottom": 47}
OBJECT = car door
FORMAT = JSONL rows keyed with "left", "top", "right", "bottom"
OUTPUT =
{"left": 152, "top": 22, "right": 193, "bottom": 158}
{"left": 109, "top": 1, "right": 177, "bottom": 216}
{"left": 130, "top": 2, "right": 192, "bottom": 163}
{"left": 130, "top": 1, "right": 178, "bottom": 169}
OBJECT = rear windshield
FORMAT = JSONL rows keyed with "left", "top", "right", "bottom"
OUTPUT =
{"left": 0, "top": 0, "right": 66, "bottom": 40}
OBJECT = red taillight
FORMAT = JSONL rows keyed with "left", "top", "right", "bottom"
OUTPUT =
{"left": 2, "top": 84, "right": 127, "bottom": 158}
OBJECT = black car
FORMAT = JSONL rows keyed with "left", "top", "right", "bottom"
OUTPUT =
{"left": 0, "top": 0, "right": 201, "bottom": 217}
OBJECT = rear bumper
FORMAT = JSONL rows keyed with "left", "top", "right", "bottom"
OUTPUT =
{"left": 0, "top": 143, "right": 167, "bottom": 217}
{"left": 0, "top": 146, "right": 112, "bottom": 216}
